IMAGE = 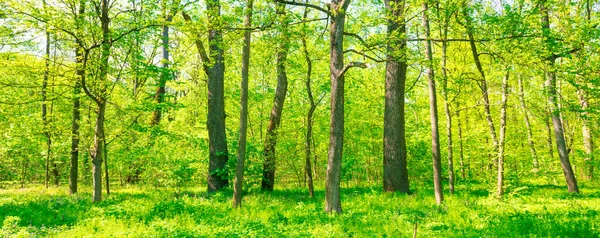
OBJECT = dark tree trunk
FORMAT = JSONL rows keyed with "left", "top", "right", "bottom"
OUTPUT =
{"left": 541, "top": 3, "right": 579, "bottom": 193}
{"left": 383, "top": 0, "right": 409, "bottom": 193}
{"left": 301, "top": 6, "right": 315, "bottom": 198}
{"left": 92, "top": 101, "right": 106, "bottom": 202}
{"left": 262, "top": 3, "right": 289, "bottom": 191}
{"left": 42, "top": 1, "right": 51, "bottom": 188}
{"left": 206, "top": 0, "right": 229, "bottom": 192}
{"left": 104, "top": 138, "right": 109, "bottom": 195}
{"left": 423, "top": 2, "right": 443, "bottom": 205}
{"left": 325, "top": 0, "right": 354, "bottom": 214}
{"left": 233, "top": 0, "right": 253, "bottom": 208}
{"left": 151, "top": 9, "right": 174, "bottom": 125}
{"left": 70, "top": 0, "right": 86, "bottom": 195}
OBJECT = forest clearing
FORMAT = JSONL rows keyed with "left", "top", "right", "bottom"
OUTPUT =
{"left": 1, "top": 0, "right": 600, "bottom": 236}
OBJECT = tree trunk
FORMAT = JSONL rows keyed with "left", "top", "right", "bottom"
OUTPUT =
{"left": 70, "top": 1, "right": 86, "bottom": 194}
{"left": 42, "top": 1, "right": 51, "bottom": 188}
{"left": 517, "top": 76, "right": 538, "bottom": 170}
{"left": 383, "top": 0, "right": 409, "bottom": 193}
{"left": 457, "top": 106, "right": 466, "bottom": 179}
{"left": 497, "top": 71, "right": 509, "bottom": 197}
{"left": 262, "top": 3, "right": 289, "bottom": 191}
{"left": 206, "top": 0, "right": 229, "bottom": 192}
{"left": 151, "top": 12, "right": 173, "bottom": 125}
{"left": 325, "top": 0, "right": 352, "bottom": 214}
{"left": 423, "top": 2, "right": 443, "bottom": 205}
{"left": 233, "top": 0, "right": 252, "bottom": 208}
{"left": 541, "top": 3, "right": 579, "bottom": 193}
{"left": 104, "top": 138, "right": 109, "bottom": 195}
{"left": 301, "top": 6, "right": 314, "bottom": 198}
{"left": 92, "top": 101, "right": 106, "bottom": 202}
{"left": 440, "top": 19, "right": 453, "bottom": 194}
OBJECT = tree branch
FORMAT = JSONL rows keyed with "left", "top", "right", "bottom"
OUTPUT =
{"left": 274, "top": 0, "right": 331, "bottom": 16}
{"left": 338, "top": 61, "right": 367, "bottom": 78}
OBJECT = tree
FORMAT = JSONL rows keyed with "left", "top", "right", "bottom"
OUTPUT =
{"left": 262, "top": 3, "right": 290, "bottom": 191}
{"left": 422, "top": 1, "right": 443, "bottom": 205}
{"left": 183, "top": 0, "right": 229, "bottom": 192}
{"left": 540, "top": 1, "right": 579, "bottom": 193}
{"left": 233, "top": 0, "right": 253, "bottom": 208}
{"left": 383, "top": 0, "right": 410, "bottom": 193}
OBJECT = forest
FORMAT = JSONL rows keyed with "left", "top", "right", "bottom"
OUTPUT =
{"left": 1, "top": 0, "right": 600, "bottom": 236}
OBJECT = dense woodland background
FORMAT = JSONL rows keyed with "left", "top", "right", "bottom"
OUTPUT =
{"left": 1, "top": 0, "right": 600, "bottom": 224}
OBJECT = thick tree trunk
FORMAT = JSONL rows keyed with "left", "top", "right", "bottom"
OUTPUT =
{"left": 206, "top": 0, "right": 229, "bottom": 192}
{"left": 262, "top": 3, "right": 289, "bottom": 191}
{"left": 577, "top": 88, "right": 593, "bottom": 180}
{"left": 383, "top": 0, "right": 410, "bottom": 193}
{"left": 541, "top": 3, "right": 579, "bottom": 193}
{"left": 497, "top": 72, "right": 509, "bottom": 197}
{"left": 301, "top": 6, "right": 314, "bottom": 198}
{"left": 325, "top": 0, "right": 351, "bottom": 213}
{"left": 233, "top": 0, "right": 252, "bottom": 208}
{"left": 517, "top": 76, "right": 538, "bottom": 170}
{"left": 423, "top": 2, "right": 443, "bottom": 205}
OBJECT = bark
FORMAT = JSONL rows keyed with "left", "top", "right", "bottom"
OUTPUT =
{"left": 233, "top": 0, "right": 253, "bottom": 208}
{"left": 70, "top": 0, "right": 86, "bottom": 195}
{"left": 205, "top": 0, "right": 229, "bottom": 192}
{"left": 92, "top": 101, "right": 106, "bottom": 202}
{"left": 577, "top": 87, "right": 594, "bottom": 180}
{"left": 42, "top": 6, "right": 51, "bottom": 189}
{"left": 325, "top": 0, "right": 352, "bottom": 214}
{"left": 457, "top": 106, "right": 466, "bottom": 179}
{"left": 104, "top": 138, "right": 109, "bottom": 195}
{"left": 301, "top": 6, "right": 314, "bottom": 198}
{"left": 517, "top": 76, "right": 538, "bottom": 170}
{"left": 541, "top": 3, "right": 579, "bottom": 193}
{"left": 383, "top": 0, "right": 409, "bottom": 193}
{"left": 150, "top": 19, "right": 171, "bottom": 125}
{"left": 497, "top": 72, "right": 509, "bottom": 197}
{"left": 440, "top": 18, "right": 453, "bottom": 194}
{"left": 262, "top": 3, "right": 289, "bottom": 191}
{"left": 423, "top": 2, "right": 443, "bottom": 205}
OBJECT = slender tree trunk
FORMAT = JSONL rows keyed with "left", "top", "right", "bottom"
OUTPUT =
{"left": 423, "top": 2, "right": 443, "bottom": 205}
{"left": 325, "top": 0, "right": 353, "bottom": 214}
{"left": 205, "top": 0, "right": 229, "bottom": 192}
{"left": 517, "top": 76, "right": 538, "bottom": 170}
{"left": 545, "top": 108, "right": 554, "bottom": 158}
{"left": 440, "top": 21, "right": 454, "bottom": 194}
{"left": 541, "top": 3, "right": 579, "bottom": 193}
{"left": 70, "top": 2, "right": 86, "bottom": 195}
{"left": 383, "top": 0, "right": 410, "bottom": 193}
{"left": 497, "top": 71, "right": 509, "bottom": 197}
{"left": 262, "top": 3, "right": 289, "bottom": 191}
{"left": 104, "top": 138, "right": 109, "bottom": 195}
{"left": 92, "top": 101, "right": 106, "bottom": 202}
{"left": 233, "top": 0, "right": 252, "bottom": 208}
{"left": 577, "top": 87, "right": 594, "bottom": 180}
{"left": 301, "top": 5, "right": 314, "bottom": 198}
{"left": 457, "top": 106, "right": 466, "bottom": 179}
{"left": 151, "top": 10, "right": 173, "bottom": 125}
{"left": 42, "top": 1, "right": 51, "bottom": 188}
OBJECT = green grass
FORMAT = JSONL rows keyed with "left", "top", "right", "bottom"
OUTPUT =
{"left": 1, "top": 182, "right": 600, "bottom": 237}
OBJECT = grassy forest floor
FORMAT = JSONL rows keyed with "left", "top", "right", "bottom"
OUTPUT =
{"left": 1, "top": 180, "right": 600, "bottom": 237}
